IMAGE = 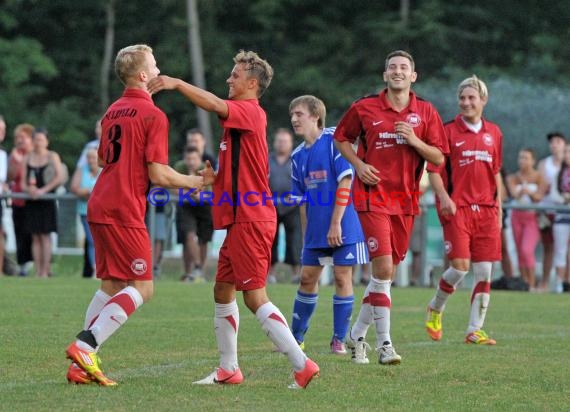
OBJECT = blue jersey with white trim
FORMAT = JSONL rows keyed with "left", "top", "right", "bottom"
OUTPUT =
{"left": 291, "top": 127, "right": 364, "bottom": 248}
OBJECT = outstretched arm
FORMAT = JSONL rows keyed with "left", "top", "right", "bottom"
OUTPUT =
{"left": 148, "top": 162, "right": 204, "bottom": 191}
{"left": 147, "top": 76, "right": 229, "bottom": 119}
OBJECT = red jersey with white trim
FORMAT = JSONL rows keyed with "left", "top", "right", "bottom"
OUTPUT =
{"left": 88, "top": 88, "right": 169, "bottom": 228}
{"left": 212, "top": 99, "right": 276, "bottom": 229}
{"left": 427, "top": 115, "right": 502, "bottom": 207}
{"left": 334, "top": 89, "right": 448, "bottom": 215}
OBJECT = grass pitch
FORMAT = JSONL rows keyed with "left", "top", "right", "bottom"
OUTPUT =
{"left": 1, "top": 256, "right": 569, "bottom": 411}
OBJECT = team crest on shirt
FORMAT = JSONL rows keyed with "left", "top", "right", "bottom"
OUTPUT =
{"left": 405, "top": 113, "right": 422, "bottom": 127}
{"left": 482, "top": 133, "right": 494, "bottom": 146}
{"left": 444, "top": 241, "right": 452, "bottom": 255}
{"left": 367, "top": 237, "right": 379, "bottom": 252}
{"left": 130, "top": 258, "right": 148, "bottom": 276}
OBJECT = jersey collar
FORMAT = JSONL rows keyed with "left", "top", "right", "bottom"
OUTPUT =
{"left": 454, "top": 114, "right": 488, "bottom": 133}
{"left": 378, "top": 89, "right": 418, "bottom": 113}
{"left": 123, "top": 88, "right": 153, "bottom": 102}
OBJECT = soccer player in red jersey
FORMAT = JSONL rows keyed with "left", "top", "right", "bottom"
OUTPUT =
{"left": 334, "top": 50, "right": 448, "bottom": 365}
{"left": 148, "top": 50, "right": 319, "bottom": 389}
{"left": 425, "top": 75, "right": 503, "bottom": 345}
{"left": 65, "top": 44, "right": 205, "bottom": 386}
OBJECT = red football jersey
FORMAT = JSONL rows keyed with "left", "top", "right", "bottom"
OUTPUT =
{"left": 88, "top": 88, "right": 169, "bottom": 228}
{"left": 427, "top": 115, "right": 502, "bottom": 207}
{"left": 212, "top": 99, "right": 276, "bottom": 229}
{"left": 334, "top": 89, "right": 448, "bottom": 215}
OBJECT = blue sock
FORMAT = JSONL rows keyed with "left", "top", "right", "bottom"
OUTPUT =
{"left": 332, "top": 294, "right": 354, "bottom": 342}
{"left": 291, "top": 290, "right": 318, "bottom": 343}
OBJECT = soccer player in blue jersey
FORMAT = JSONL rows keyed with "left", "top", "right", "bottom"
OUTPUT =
{"left": 289, "top": 95, "right": 368, "bottom": 354}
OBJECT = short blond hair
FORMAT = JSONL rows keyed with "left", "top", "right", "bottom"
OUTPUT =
{"left": 14, "top": 123, "right": 34, "bottom": 138}
{"left": 115, "top": 44, "right": 153, "bottom": 85}
{"left": 289, "top": 95, "right": 326, "bottom": 129}
{"left": 457, "top": 75, "right": 488, "bottom": 100}
{"left": 234, "top": 50, "right": 273, "bottom": 97}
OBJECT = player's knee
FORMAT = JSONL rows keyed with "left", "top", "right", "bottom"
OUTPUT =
{"left": 139, "top": 284, "right": 154, "bottom": 303}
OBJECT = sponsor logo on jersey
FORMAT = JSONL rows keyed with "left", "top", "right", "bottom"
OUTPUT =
{"left": 406, "top": 113, "right": 422, "bottom": 127}
{"left": 367, "top": 237, "right": 379, "bottom": 252}
{"left": 130, "top": 258, "right": 148, "bottom": 276}
{"left": 483, "top": 133, "right": 494, "bottom": 146}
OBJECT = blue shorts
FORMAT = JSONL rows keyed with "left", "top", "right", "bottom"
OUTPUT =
{"left": 302, "top": 241, "right": 368, "bottom": 266}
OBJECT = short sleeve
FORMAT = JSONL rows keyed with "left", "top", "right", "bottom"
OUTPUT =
{"left": 334, "top": 104, "right": 361, "bottom": 144}
{"left": 145, "top": 110, "right": 170, "bottom": 165}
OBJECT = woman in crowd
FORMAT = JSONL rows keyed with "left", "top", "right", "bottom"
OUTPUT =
{"left": 552, "top": 143, "right": 570, "bottom": 293}
{"left": 21, "top": 128, "right": 63, "bottom": 278}
{"left": 507, "top": 148, "right": 545, "bottom": 291}
{"left": 70, "top": 147, "right": 100, "bottom": 277}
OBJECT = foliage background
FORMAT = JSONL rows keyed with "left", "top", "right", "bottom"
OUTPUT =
{"left": 2, "top": 0, "right": 570, "bottom": 172}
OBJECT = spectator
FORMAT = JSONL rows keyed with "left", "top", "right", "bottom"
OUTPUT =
{"left": 21, "top": 128, "right": 64, "bottom": 278}
{"left": 552, "top": 143, "right": 570, "bottom": 293}
{"left": 537, "top": 132, "right": 566, "bottom": 290}
{"left": 507, "top": 148, "right": 545, "bottom": 291}
{"left": 499, "top": 169, "right": 515, "bottom": 279}
{"left": 7, "top": 123, "right": 34, "bottom": 276}
{"left": 77, "top": 119, "right": 102, "bottom": 168}
{"left": 408, "top": 166, "right": 430, "bottom": 286}
{"left": 354, "top": 262, "right": 371, "bottom": 286}
{"left": 268, "top": 128, "right": 301, "bottom": 284}
{"left": 175, "top": 146, "right": 213, "bottom": 282}
{"left": 145, "top": 194, "right": 171, "bottom": 278}
{"left": 77, "top": 119, "right": 102, "bottom": 278}
{"left": 70, "top": 148, "right": 100, "bottom": 277}
{"left": 185, "top": 128, "right": 217, "bottom": 170}
{"left": 0, "top": 116, "right": 7, "bottom": 276}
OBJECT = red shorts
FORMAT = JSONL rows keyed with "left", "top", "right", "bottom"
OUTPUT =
{"left": 90, "top": 223, "right": 153, "bottom": 281}
{"left": 358, "top": 211, "right": 414, "bottom": 264}
{"left": 216, "top": 221, "right": 276, "bottom": 291}
{"left": 441, "top": 206, "right": 501, "bottom": 262}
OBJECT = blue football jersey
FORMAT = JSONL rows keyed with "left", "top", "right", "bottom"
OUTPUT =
{"left": 291, "top": 127, "right": 364, "bottom": 248}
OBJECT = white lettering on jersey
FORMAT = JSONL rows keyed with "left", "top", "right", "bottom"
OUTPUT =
{"left": 375, "top": 132, "right": 408, "bottom": 148}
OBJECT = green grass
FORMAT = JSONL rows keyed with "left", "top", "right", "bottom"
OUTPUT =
{"left": 1, "top": 256, "right": 570, "bottom": 411}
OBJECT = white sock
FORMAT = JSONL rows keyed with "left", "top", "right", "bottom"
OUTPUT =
{"left": 256, "top": 302, "right": 307, "bottom": 371}
{"left": 87, "top": 286, "right": 143, "bottom": 349}
{"left": 350, "top": 282, "right": 372, "bottom": 340}
{"left": 467, "top": 262, "right": 492, "bottom": 333}
{"left": 430, "top": 266, "right": 468, "bottom": 312}
{"left": 215, "top": 300, "right": 239, "bottom": 372}
{"left": 369, "top": 278, "right": 392, "bottom": 346}
{"left": 83, "top": 289, "right": 111, "bottom": 330}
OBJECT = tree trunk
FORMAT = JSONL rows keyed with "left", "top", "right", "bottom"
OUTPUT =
{"left": 100, "top": 0, "right": 116, "bottom": 114}
{"left": 400, "top": 0, "right": 409, "bottom": 28}
{"left": 186, "top": 0, "right": 214, "bottom": 153}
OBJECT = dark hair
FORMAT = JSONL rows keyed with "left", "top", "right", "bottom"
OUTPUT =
{"left": 33, "top": 127, "right": 49, "bottom": 139}
{"left": 186, "top": 128, "right": 203, "bottom": 137}
{"left": 547, "top": 131, "right": 566, "bottom": 142}
{"left": 385, "top": 50, "right": 415, "bottom": 71}
{"left": 520, "top": 147, "right": 536, "bottom": 160}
